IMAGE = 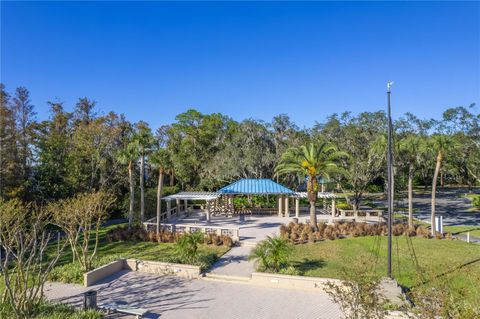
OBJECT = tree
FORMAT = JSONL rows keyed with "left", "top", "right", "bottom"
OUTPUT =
{"left": 316, "top": 112, "right": 387, "bottom": 210}
{"left": 430, "top": 135, "right": 453, "bottom": 236}
{"left": 275, "top": 142, "right": 345, "bottom": 229}
{"left": 31, "top": 102, "right": 73, "bottom": 201}
{"left": 0, "top": 199, "right": 66, "bottom": 318}
{"left": 0, "top": 84, "right": 16, "bottom": 199}
{"left": 117, "top": 135, "right": 139, "bottom": 228}
{"left": 398, "top": 135, "right": 421, "bottom": 227}
{"left": 50, "top": 192, "right": 114, "bottom": 271}
{"left": 150, "top": 146, "right": 172, "bottom": 233}
{"left": 133, "top": 121, "right": 154, "bottom": 223}
{"left": 12, "top": 87, "right": 35, "bottom": 186}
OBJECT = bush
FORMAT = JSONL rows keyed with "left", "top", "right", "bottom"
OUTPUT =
{"left": 249, "top": 236, "right": 292, "bottom": 272}
{"left": 471, "top": 195, "right": 480, "bottom": 207}
{"left": 106, "top": 225, "right": 234, "bottom": 247}
{"left": 174, "top": 232, "right": 204, "bottom": 264}
{"left": 279, "top": 221, "right": 451, "bottom": 244}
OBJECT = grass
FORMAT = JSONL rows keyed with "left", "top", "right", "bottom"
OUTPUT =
{"left": 443, "top": 225, "right": 480, "bottom": 238}
{"left": 0, "top": 300, "right": 102, "bottom": 319}
{"left": 49, "top": 223, "right": 230, "bottom": 284}
{"left": 288, "top": 236, "right": 480, "bottom": 301}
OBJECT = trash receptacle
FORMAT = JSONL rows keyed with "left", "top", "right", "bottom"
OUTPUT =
{"left": 239, "top": 214, "right": 245, "bottom": 222}
{"left": 83, "top": 290, "right": 97, "bottom": 310}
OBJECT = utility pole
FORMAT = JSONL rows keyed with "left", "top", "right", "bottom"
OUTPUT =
{"left": 387, "top": 81, "right": 394, "bottom": 278}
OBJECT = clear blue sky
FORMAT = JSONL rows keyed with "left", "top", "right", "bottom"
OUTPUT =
{"left": 2, "top": 1, "right": 479, "bottom": 129}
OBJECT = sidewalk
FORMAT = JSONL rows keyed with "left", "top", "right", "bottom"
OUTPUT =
{"left": 207, "top": 245, "right": 256, "bottom": 278}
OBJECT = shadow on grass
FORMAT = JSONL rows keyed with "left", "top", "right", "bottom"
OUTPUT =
{"left": 449, "top": 227, "right": 480, "bottom": 235}
{"left": 292, "top": 258, "right": 326, "bottom": 274}
{"left": 412, "top": 256, "right": 480, "bottom": 289}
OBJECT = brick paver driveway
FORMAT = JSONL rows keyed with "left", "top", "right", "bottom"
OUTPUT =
{"left": 45, "top": 270, "right": 342, "bottom": 319}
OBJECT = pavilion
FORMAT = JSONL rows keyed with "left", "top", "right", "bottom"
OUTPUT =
{"left": 160, "top": 178, "right": 338, "bottom": 222}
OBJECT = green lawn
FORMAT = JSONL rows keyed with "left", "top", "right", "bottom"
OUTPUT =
{"left": 49, "top": 223, "right": 230, "bottom": 284}
{"left": 443, "top": 225, "right": 480, "bottom": 238}
{"left": 288, "top": 236, "right": 480, "bottom": 300}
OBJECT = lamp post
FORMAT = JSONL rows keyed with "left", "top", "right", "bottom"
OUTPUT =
{"left": 387, "top": 81, "right": 394, "bottom": 278}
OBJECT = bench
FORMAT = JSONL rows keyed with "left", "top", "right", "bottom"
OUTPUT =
{"left": 99, "top": 303, "right": 149, "bottom": 319}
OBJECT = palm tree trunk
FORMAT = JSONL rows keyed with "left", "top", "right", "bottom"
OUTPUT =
{"left": 128, "top": 161, "right": 134, "bottom": 229}
{"left": 309, "top": 201, "right": 317, "bottom": 229}
{"left": 408, "top": 163, "right": 414, "bottom": 228}
{"left": 431, "top": 152, "right": 442, "bottom": 236}
{"left": 140, "top": 150, "right": 145, "bottom": 223}
{"left": 156, "top": 169, "right": 164, "bottom": 234}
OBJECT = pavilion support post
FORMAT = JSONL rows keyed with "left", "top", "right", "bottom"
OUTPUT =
{"left": 284, "top": 196, "right": 289, "bottom": 217}
{"left": 176, "top": 199, "right": 181, "bottom": 215}
{"left": 295, "top": 198, "right": 300, "bottom": 218}
{"left": 166, "top": 200, "right": 172, "bottom": 220}
{"left": 278, "top": 196, "right": 283, "bottom": 217}
{"left": 331, "top": 198, "right": 336, "bottom": 218}
{"left": 184, "top": 200, "right": 188, "bottom": 214}
{"left": 206, "top": 205, "right": 211, "bottom": 222}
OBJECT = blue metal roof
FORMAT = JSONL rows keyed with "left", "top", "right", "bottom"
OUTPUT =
{"left": 218, "top": 178, "right": 294, "bottom": 195}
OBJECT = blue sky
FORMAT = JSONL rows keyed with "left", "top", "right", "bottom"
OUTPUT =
{"left": 2, "top": 1, "right": 479, "bottom": 129}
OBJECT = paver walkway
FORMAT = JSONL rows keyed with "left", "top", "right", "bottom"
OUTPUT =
{"left": 207, "top": 245, "right": 256, "bottom": 278}
{"left": 45, "top": 270, "right": 343, "bottom": 319}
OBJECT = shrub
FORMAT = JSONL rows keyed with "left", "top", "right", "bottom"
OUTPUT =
{"left": 416, "top": 225, "right": 430, "bottom": 238}
{"left": 471, "top": 195, "right": 480, "bottom": 207}
{"left": 249, "top": 236, "right": 292, "bottom": 273}
{"left": 392, "top": 223, "right": 406, "bottom": 236}
{"left": 106, "top": 225, "right": 234, "bottom": 246}
{"left": 221, "top": 235, "right": 233, "bottom": 247}
{"left": 174, "top": 231, "right": 204, "bottom": 264}
{"left": 279, "top": 266, "right": 300, "bottom": 276}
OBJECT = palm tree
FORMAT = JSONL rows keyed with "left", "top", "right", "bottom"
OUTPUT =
{"left": 117, "top": 139, "right": 139, "bottom": 229}
{"left": 430, "top": 135, "right": 452, "bottom": 236}
{"left": 275, "top": 142, "right": 346, "bottom": 229}
{"left": 398, "top": 135, "right": 421, "bottom": 227}
{"left": 150, "top": 147, "right": 172, "bottom": 233}
{"left": 133, "top": 122, "right": 154, "bottom": 223}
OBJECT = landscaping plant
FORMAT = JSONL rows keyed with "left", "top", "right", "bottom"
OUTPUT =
{"left": 49, "top": 191, "right": 115, "bottom": 272}
{"left": 174, "top": 231, "right": 205, "bottom": 264}
{"left": 324, "top": 257, "right": 388, "bottom": 319}
{"left": 0, "top": 199, "right": 67, "bottom": 318}
{"left": 249, "top": 236, "right": 293, "bottom": 272}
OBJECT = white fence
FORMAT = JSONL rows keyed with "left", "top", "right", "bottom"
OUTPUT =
{"left": 143, "top": 221, "right": 240, "bottom": 242}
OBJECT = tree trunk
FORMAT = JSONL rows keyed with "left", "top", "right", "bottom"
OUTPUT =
{"left": 128, "top": 161, "right": 134, "bottom": 229}
{"left": 309, "top": 201, "right": 317, "bottom": 229}
{"left": 140, "top": 150, "right": 145, "bottom": 223}
{"left": 170, "top": 168, "right": 175, "bottom": 186}
{"left": 408, "top": 163, "right": 414, "bottom": 228}
{"left": 156, "top": 169, "right": 164, "bottom": 233}
{"left": 431, "top": 152, "right": 442, "bottom": 236}
{"left": 306, "top": 177, "right": 318, "bottom": 230}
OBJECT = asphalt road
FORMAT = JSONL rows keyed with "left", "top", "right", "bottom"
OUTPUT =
{"left": 372, "top": 188, "right": 480, "bottom": 226}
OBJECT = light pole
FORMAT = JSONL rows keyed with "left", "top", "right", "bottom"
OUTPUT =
{"left": 387, "top": 81, "right": 394, "bottom": 278}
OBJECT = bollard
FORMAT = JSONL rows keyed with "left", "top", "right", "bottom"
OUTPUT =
{"left": 467, "top": 232, "right": 470, "bottom": 243}
{"left": 83, "top": 290, "right": 97, "bottom": 310}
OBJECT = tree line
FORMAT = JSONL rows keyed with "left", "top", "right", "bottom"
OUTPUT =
{"left": 1, "top": 83, "right": 479, "bottom": 227}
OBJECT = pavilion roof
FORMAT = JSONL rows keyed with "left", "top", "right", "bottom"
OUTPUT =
{"left": 218, "top": 178, "right": 294, "bottom": 195}
{"left": 162, "top": 192, "right": 220, "bottom": 201}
